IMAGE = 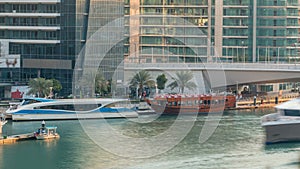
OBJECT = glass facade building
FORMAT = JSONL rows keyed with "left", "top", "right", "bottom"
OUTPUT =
{"left": 125, "top": 0, "right": 300, "bottom": 64}
{"left": 124, "top": 0, "right": 211, "bottom": 63}
{"left": 0, "top": 0, "right": 76, "bottom": 96}
{"left": 76, "top": 0, "right": 124, "bottom": 80}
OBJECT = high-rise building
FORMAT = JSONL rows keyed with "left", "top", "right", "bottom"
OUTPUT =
{"left": 0, "top": 0, "right": 76, "bottom": 97}
{"left": 124, "top": 0, "right": 300, "bottom": 64}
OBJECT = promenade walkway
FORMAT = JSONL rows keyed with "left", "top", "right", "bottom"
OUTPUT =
{"left": 236, "top": 93, "right": 299, "bottom": 109}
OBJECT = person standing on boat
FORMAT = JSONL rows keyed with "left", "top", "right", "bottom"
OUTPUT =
{"left": 41, "top": 120, "right": 46, "bottom": 132}
{"left": 41, "top": 120, "right": 45, "bottom": 127}
{"left": 0, "top": 113, "right": 3, "bottom": 121}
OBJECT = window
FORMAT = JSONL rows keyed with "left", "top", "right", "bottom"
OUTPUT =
{"left": 46, "top": 5, "right": 57, "bottom": 12}
{"left": 0, "top": 4, "right": 4, "bottom": 12}
{"left": 9, "top": 44, "right": 20, "bottom": 54}
{"left": 0, "top": 17, "right": 4, "bottom": 24}
{"left": 284, "top": 109, "right": 300, "bottom": 116}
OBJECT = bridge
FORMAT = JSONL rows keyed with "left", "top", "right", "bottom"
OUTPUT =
{"left": 124, "top": 63, "right": 300, "bottom": 91}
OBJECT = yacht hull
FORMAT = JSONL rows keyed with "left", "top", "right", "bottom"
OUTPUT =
{"left": 12, "top": 111, "right": 138, "bottom": 121}
{"left": 263, "top": 122, "right": 300, "bottom": 144}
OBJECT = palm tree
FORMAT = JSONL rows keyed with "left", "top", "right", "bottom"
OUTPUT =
{"left": 27, "top": 78, "right": 53, "bottom": 97}
{"left": 167, "top": 71, "right": 197, "bottom": 93}
{"left": 129, "top": 70, "right": 155, "bottom": 98}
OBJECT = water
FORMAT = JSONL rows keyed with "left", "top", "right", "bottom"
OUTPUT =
{"left": 1, "top": 108, "right": 300, "bottom": 169}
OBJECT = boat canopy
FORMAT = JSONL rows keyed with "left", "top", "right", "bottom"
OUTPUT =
{"left": 46, "top": 126, "right": 57, "bottom": 130}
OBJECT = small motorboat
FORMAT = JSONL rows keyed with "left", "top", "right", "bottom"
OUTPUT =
{"left": 34, "top": 121, "right": 59, "bottom": 140}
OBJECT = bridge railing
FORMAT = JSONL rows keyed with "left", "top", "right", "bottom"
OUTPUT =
{"left": 125, "top": 62, "right": 300, "bottom": 71}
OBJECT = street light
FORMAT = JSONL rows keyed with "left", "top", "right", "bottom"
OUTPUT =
{"left": 289, "top": 47, "right": 291, "bottom": 64}
{"left": 265, "top": 47, "right": 268, "bottom": 64}
{"left": 242, "top": 40, "right": 245, "bottom": 64}
{"left": 134, "top": 43, "right": 140, "bottom": 63}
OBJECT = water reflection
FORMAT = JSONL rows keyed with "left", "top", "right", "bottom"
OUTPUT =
{"left": 0, "top": 109, "right": 300, "bottom": 169}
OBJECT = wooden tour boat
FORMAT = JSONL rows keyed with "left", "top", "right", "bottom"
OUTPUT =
{"left": 146, "top": 94, "right": 236, "bottom": 114}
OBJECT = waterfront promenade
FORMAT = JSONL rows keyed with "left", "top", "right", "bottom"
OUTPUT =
{"left": 0, "top": 92, "right": 298, "bottom": 114}
{"left": 235, "top": 92, "right": 299, "bottom": 109}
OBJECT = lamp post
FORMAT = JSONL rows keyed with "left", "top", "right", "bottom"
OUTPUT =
{"left": 242, "top": 40, "right": 245, "bottom": 64}
{"left": 236, "top": 46, "right": 239, "bottom": 63}
{"left": 134, "top": 43, "right": 139, "bottom": 63}
{"left": 277, "top": 47, "right": 280, "bottom": 64}
{"left": 257, "top": 47, "right": 260, "bottom": 63}
{"left": 136, "top": 85, "right": 139, "bottom": 99}
{"left": 226, "top": 47, "right": 228, "bottom": 63}
{"left": 265, "top": 47, "right": 268, "bottom": 64}
{"left": 294, "top": 43, "right": 297, "bottom": 64}
{"left": 211, "top": 42, "right": 214, "bottom": 62}
{"left": 289, "top": 46, "right": 291, "bottom": 64}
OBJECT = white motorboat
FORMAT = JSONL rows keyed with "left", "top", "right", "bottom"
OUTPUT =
{"left": 9, "top": 98, "right": 138, "bottom": 121}
{"left": 261, "top": 98, "right": 300, "bottom": 144}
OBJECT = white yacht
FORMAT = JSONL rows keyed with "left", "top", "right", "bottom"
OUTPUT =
{"left": 7, "top": 98, "right": 138, "bottom": 121}
{"left": 261, "top": 98, "right": 300, "bottom": 144}
{"left": 5, "top": 98, "right": 55, "bottom": 118}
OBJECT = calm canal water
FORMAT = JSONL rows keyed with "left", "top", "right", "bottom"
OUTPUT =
{"left": 1, "top": 108, "right": 300, "bottom": 169}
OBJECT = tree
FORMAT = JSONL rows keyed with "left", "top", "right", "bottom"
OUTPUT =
{"left": 129, "top": 70, "right": 155, "bottom": 98}
{"left": 79, "top": 71, "right": 95, "bottom": 98}
{"left": 50, "top": 79, "right": 62, "bottom": 94}
{"left": 27, "top": 78, "right": 53, "bottom": 97}
{"left": 156, "top": 74, "right": 168, "bottom": 93}
{"left": 95, "top": 72, "right": 109, "bottom": 96}
{"left": 167, "top": 71, "right": 197, "bottom": 93}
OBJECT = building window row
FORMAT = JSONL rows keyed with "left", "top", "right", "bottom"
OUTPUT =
{"left": 140, "top": 0, "right": 208, "bottom": 6}
{"left": 140, "top": 17, "right": 208, "bottom": 26}
{"left": 257, "top": 8, "right": 297, "bottom": 16}
{"left": 8, "top": 44, "right": 58, "bottom": 56}
{"left": 223, "top": 0, "right": 250, "bottom": 5}
{"left": 0, "top": 30, "right": 58, "bottom": 40}
{"left": 224, "top": 8, "right": 248, "bottom": 16}
{"left": 223, "top": 18, "right": 248, "bottom": 26}
{"left": 138, "top": 46, "right": 205, "bottom": 56}
{"left": 258, "top": 0, "right": 298, "bottom": 6}
{"left": 0, "top": 4, "right": 59, "bottom": 13}
{"left": 140, "top": 7, "right": 208, "bottom": 16}
{"left": 0, "top": 17, "right": 59, "bottom": 26}
{"left": 140, "top": 27, "right": 207, "bottom": 36}
{"left": 257, "top": 29, "right": 298, "bottom": 36}
{"left": 223, "top": 28, "right": 248, "bottom": 36}
{"left": 257, "top": 18, "right": 296, "bottom": 26}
